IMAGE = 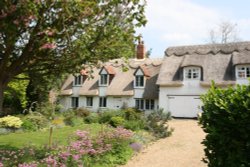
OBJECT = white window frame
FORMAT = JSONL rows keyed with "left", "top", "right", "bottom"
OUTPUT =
{"left": 86, "top": 97, "right": 93, "bottom": 107}
{"left": 236, "top": 65, "right": 250, "bottom": 79}
{"left": 184, "top": 67, "right": 201, "bottom": 80}
{"left": 134, "top": 75, "right": 144, "bottom": 88}
{"left": 99, "top": 74, "right": 109, "bottom": 86}
{"left": 74, "top": 75, "right": 83, "bottom": 86}
{"left": 99, "top": 97, "right": 107, "bottom": 108}
{"left": 135, "top": 99, "right": 155, "bottom": 110}
{"left": 71, "top": 97, "right": 79, "bottom": 108}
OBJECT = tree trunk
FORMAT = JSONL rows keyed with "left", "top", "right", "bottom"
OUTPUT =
{"left": 0, "top": 83, "right": 4, "bottom": 116}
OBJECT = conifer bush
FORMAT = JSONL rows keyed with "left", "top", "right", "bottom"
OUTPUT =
{"left": 200, "top": 83, "right": 250, "bottom": 167}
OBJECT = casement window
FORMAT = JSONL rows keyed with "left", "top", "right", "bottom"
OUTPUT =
{"left": 74, "top": 75, "right": 83, "bottom": 86}
{"left": 71, "top": 97, "right": 79, "bottom": 108}
{"left": 99, "top": 74, "right": 108, "bottom": 86}
{"left": 99, "top": 97, "right": 107, "bottom": 107}
{"left": 184, "top": 67, "right": 201, "bottom": 80}
{"left": 236, "top": 65, "right": 250, "bottom": 79}
{"left": 135, "top": 98, "right": 144, "bottom": 110}
{"left": 135, "top": 75, "right": 144, "bottom": 87}
{"left": 145, "top": 99, "right": 155, "bottom": 110}
{"left": 86, "top": 97, "right": 93, "bottom": 107}
{"left": 135, "top": 99, "right": 155, "bottom": 110}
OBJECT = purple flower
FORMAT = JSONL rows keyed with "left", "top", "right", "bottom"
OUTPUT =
{"left": 130, "top": 142, "right": 143, "bottom": 152}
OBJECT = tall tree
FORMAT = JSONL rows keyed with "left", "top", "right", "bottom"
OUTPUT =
{"left": 209, "top": 21, "right": 241, "bottom": 44}
{"left": 0, "top": 0, "right": 146, "bottom": 114}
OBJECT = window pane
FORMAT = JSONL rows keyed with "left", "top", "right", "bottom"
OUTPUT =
{"left": 74, "top": 76, "right": 82, "bottom": 85}
{"left": 71, "top": 97, "right": 79, "bottom": 108}
{"left": 247, "top": 67, "right": 250, "bottom": 77}
{"left": 99, "top": 97, "right": 107, "bottom": 107}
{"left": 100, "top": 75, "right": 108, "bottom": 85}
{"left": 140, "top": 99, "right": 144, "bottom": 109}
{"left": 135, "top": 99, "right": 139, "bottom": 109}
{"left": 86, "top": 97, "right": 93, "bottom": 107}
{"left": 150, "top": 99, "right": 155, "bottom": 110}
{"left": 238, "top": 71, "right": 245, "bottom": 78}
{"left": 104, "top": 97, "right": 107, "bottom": 107}
{"left": 135, "top": 76, "right": 144, "bottom": 87}
{"left": 145, "top": 99, "right": 150, "bottom": 109}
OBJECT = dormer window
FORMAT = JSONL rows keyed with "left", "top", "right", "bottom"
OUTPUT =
{"left": 99, "top": 66, "right": 115, "bottom": 86}
{"left": 236, "top": 65, "right": 250, "bottom": 79}
{"left": 74, "top": 75, "right": 83, "bottom": 86}
{"left": 134, "top": 66, "right": 150, "bottom": 88}
{"left": 100, "top": 74, "right": 108, "bottom": 86}
{"left": 135, "top": 75, "right": 144, "bottom": 87}
{"left": 184, "top": 67, "right": 201, "bottom": 80}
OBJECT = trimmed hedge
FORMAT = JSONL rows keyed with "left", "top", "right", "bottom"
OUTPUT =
{"left": 200, "top": 83, "right": 250, "bottom": 167}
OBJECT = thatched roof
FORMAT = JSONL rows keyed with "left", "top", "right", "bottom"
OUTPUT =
{"left": 60, "top": 58, "right": 162, "bottom": 98}
{"left": 157, "top": 41, "right": 250, "bottom": 86}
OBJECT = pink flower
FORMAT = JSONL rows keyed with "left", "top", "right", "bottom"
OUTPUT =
{"left": 40, "top": 43, "right": 56, "bottom": 49}
{"left": 0, "top": 161, "right": 3, "bottom": 167}
{"left": 73, "top": 154, "right": 80, "bottom": 161}
{"left": 75, "top": 130, "right": 88, "bottom": 138}
{"left": 44, "top": 156, "right": 57, "bottom": 166}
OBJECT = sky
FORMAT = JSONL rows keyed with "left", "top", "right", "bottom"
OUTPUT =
{"left": 136, "top": 0, "right": 250, "bottom": 58}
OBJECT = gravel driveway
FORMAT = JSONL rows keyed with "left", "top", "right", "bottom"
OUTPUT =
{"left": 123, "top": 119, "right": 206, "bottom": 167}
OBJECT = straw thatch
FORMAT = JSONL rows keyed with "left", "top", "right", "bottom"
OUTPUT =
{"left": 157, "top": 41, "right": 250, "bottom": 86}
{"left": 60, "top": 58, "right": 162, "bottom": 99}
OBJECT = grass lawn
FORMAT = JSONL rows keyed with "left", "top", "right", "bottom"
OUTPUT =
{"left": 0, "top": 123, "right": 103, "bottom": 149}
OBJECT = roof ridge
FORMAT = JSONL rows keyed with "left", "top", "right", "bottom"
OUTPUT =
{"left": 165, "top": 41, "right": 250, "bottom": 56}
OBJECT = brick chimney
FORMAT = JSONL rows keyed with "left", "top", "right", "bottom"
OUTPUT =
{"left": 136, "top": 37, "right": 146, "bottom": 59}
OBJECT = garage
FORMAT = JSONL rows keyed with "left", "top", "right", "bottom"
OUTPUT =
{"left": 168, "top": 95, "right": 202, "bottom": 118}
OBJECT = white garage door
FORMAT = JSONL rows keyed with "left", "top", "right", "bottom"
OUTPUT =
{"left": 168, "top": 95, "right": 202, "bottom": 118}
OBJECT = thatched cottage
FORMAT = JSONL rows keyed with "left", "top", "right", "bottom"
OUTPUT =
{"left": 59, "top": 41, "right": 250, "bottom": 117}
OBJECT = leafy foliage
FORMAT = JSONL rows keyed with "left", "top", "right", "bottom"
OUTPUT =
{"left": 0, "top": 115, "right": 23, "bottom": 128}
{"left": 0, "top": 0, "right": 146, "bottom": 114}
{"left": 200, "top": 83, "right": 250, "bottom": 167}
{"left": 110, "top": 116, "right": 125, "bottom": 127}
{"left": 3, "top": 74, "right": 29, "bottom": 114}
{"left": 23, "top": 112, "right": 49, "bottom": 130}
{"left": 145, "top": 109, "right": 172, "bottom": 138}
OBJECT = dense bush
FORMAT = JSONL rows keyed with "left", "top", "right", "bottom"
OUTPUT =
{"left": 84, "top": 113, "right": 100, "bottom": 123}
{"left": 200, "top": 83, "right": 250, "bottom": 167}
{"left": 110, "top": 116, "right": 125, "bottom": 127}
{"left": 145, "top": 109, "right": 172, "bottom": 138}
{"left": 124, "top": 108, "right": 142, "bottom": 120}
{"left": 74, "top": 107, "right": 90, "bottom": 117}
{"left": 98, "top": 110, "right": 124, "bottom": 124}
{"left": 21, "top": 119, "right": 37, "bottom": 131}
{"left": 64, "top": 116, "right": 83, "bottom": 127}
{"left": 0, "top": 115, "right": 23, "bottom": 129}
{"left": 24, "top": 113, "right": 49, "bottom": 130}
{"left": 124, "top": 120, "right": 146, "bottom": 131}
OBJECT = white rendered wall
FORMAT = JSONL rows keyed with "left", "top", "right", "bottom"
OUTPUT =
{"left": 159, "top": 80, "right": 208, "bottom": 114}
{"left": 236, "top": 79, "right": 249, "bottom": 85}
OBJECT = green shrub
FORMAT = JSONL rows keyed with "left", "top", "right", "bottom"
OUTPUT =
{"left": 124, "top": 108, "right": 142, "bottom": 121}
{"left": 145, "top": 109, "right": 172, "bottom": 138}
{"left": 110, "top": 116, "right": 125, "bottom": 127}
{"left": 99, "top": 110, "right": 124, "bottom": 124}
{"left": 124, "top": 120, "right": 145, "bottom": 131}
{"left": 200, "top": 83, "right": 250, "bottom": 167}
{"left": 64, "top": 116, "right": 83, "bottom": 126}
{"left": 21, "top": 119, "right": 37, "bottom": 131}
{"left": 84, "top": 113, "right": 100, "bottom": 124}
{"left": 74, "top": 108, "right": 90, "bottom": 117}
{"left": 24, "top": 113, "right": 49, "bottom": 129}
